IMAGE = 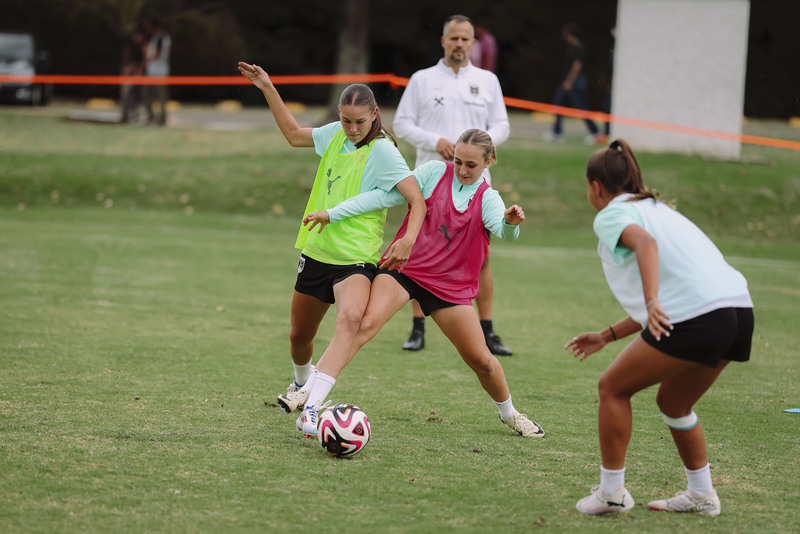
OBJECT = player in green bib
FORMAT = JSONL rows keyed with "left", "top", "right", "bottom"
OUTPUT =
{"left": 238, "top": 62, "right": 426, "bottom": 423}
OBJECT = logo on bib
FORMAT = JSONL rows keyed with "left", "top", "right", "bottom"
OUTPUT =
{"left": 438, "top": 224, "right": 461, "bottom": 250}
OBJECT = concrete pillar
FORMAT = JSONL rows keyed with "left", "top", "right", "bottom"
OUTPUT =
{"left": 612, "top": 0, "right": 750, "bottom": 158}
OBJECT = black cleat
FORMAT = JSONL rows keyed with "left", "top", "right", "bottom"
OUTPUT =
{"left": 486, "top": 332, "right": 512, "bottom": 356}
{"left": 402, "top": 330, "right": 425, "bottom": 351}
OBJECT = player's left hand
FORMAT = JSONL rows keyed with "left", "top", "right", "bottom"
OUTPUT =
{"left": 303, "top": 210, "right": 330, "bottom": 233}
{"left": 379, "top": 235, "right": 414, "bottom": 272}
{"left": 504, "top": 204, "right": 525, "bottom": 225}
{"left": 565, "top": 331, "right": 606, "bottom": 361}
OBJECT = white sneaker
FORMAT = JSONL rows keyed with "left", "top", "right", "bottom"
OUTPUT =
{"left": 295, "top": 411, "right": 305, "bottom": 431}
{"left": 277, "top": 388, "right": 309, "bottom": 413}
{"left": 300, "top": 401, "right": 331, "bottom": 439}
{"left": 278, "top": 365, "right": 314, "bottom": 412}
{"left": 648, "top": 489, "right": 721, "bottom": 516}
{"left": 576, "top": 485, "right": 634, "bottom": 515}
{"left": 542, "top": 130, "right": 564, "bottom": 143}
{"left": 501, "top": 413, "right": 545, "bottom": 438}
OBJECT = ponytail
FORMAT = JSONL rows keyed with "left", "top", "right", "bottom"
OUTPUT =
{"left": 586, "top": 138, "right": 657, "bottom": 202}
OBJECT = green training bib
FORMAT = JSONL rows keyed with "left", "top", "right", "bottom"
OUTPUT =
{"left": 295, "top": 130, "right": 387, "bottom": 265}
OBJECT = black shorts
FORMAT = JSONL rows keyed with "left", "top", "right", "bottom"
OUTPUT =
{"left": 641, "top": 307, "right": 754, "bottom": 368}
{"left": 294, "top": 254, "right": 377, "bottom": 304}
{"left": 377, "top": 269, "right": 458, "bottom": 316}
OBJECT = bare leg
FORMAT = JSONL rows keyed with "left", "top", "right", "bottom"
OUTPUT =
{"left": 596, "top": 337, "right": 699, "bottom": 469}
{"left": 656, "top": 361, "right": 729, "bottom": 470}
{"left": 430, "top": 304, "right": 510, "bottom": 402}
{"left": 288, "top": 290, "right": 330, "bottom": 366}
{"left": 312, "top": 274, "right": 373, "bottom": 377}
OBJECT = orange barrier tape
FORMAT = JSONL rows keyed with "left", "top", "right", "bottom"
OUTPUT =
{"left": 0, "top": 73, "right": 409, "bottom": 87}
{"left": 2, "top": 74, "right": 798, "bottom": 151}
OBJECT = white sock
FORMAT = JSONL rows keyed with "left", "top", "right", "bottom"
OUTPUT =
{"left": 600, "top": 466, "right": 626, "bottom": 497}
{"left": 305, "top": 371, "right": 336, "bottom": 409}
{"left": 494, "top": 396, "right": 515, "bottom": 421}
{"left": 685, "top": 463, "right": 713, "bottom": 496}
{"left": 293, "top": 361, "right": 313, "bottom": 387}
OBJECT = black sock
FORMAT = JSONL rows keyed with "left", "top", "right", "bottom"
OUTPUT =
{"left": 412, "top": 317, "right": 425, "bottom": 334}
{"left": 480, "top": 319, "right": 493, "bottom": 337}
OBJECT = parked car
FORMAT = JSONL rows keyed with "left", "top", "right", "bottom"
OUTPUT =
{"left": 0, "top": 31, "right": 52, "bottom": 105}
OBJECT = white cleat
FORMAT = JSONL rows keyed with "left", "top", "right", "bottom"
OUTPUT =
{"left": 648, "top": 489, "right": 721, "bottom": 516}
{"left": 501, "top": 413, "right": 545, "bottom": 438}
{"left": 576, "top": 485, "right": 634, "bottom": 515}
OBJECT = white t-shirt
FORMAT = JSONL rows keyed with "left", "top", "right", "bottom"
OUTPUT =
{"left": 594, "top": 194, "right": 752, "bottom": 326}
{"left": 393, "top": 59, "right": 509, "bottom": 183}
{"left": 145, "top": 32, "right": 171, "bottom": 76}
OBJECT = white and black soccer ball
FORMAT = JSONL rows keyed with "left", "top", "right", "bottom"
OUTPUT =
{"left": 317, "top": 403, "right": 371, "bottom": 457}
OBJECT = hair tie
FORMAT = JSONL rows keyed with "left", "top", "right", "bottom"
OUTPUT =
{"left": 615, "top": 144, "right": 623, "bottom": 152}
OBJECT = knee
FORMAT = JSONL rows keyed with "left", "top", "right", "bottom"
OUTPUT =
{"left": 655, "top": 390, "right": 693, "bottom": 418}
{"left": 336, "top": 307, "right": 364, "bottom": 332}
{"left": 356, "top": 314, "right": 382, "bottom": 345}
{"left": 289, "top": 327, "right": 314, "bottom": 348}
{"left": 468, "top": 353, "right": 496, "bottom": 378}
{"left": 597, "top": 372, "right": 625, "bottom": 402}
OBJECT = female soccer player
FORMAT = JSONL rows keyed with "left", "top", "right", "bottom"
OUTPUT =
{"left": 292, "top": 129, "right": 544, "bottom": 439}
{"left": 237, "top": 62, "right": 426, "bottom": 411}
{"left": 565, "top": 139, "right": 753, "bottom": 516}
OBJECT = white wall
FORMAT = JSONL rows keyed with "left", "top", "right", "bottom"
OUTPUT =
{"left": 612, "top": 0, "right": 750, "bottom": 158}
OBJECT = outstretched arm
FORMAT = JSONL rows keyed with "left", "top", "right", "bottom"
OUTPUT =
{"left": 303, "top": 186, "right": 408, "bottom": 233}
{"left": 565, "top": 316, "right": 642, "bottom": 361}
{"left": 238, "top": 62, "right": 313, "bottom": 147}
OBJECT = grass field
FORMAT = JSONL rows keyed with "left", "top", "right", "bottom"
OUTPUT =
{"left": 1, "top": 104, "right": 799, "bottom": 533}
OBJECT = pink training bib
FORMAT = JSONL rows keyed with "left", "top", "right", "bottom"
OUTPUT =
{"left": 384, "top": 162, "right": 490, "bottom": 304}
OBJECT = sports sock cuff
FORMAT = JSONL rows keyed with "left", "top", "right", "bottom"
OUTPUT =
{"left": 494, "top": 396, "right": 515, "bottom": 420}
{"left": 293, "top": 362, "right": 313, "bottom": 386}
{"left": 412, "top": 317, "right": 425, "bottom": 332}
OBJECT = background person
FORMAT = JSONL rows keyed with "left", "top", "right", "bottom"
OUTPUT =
{"left": 469, "top": 24, "right": 498, "bottom": 73}
{"left": 237, "top": 62, "right": 426, "bottom": 422}
{"left": 565, "top": 139, "right": 753, "bottom": 516}
{"left": 543, "top": 22, "right": 603, "bottom": 145}
{"left": 142, "top": 16, "right": 171, "bottom": 126}
{"left": 119, "top": 27, "right": 146, "bottom": 124}
{"left": 298, "top": 129, "right": 544, "bottom": 439}
{"left": 393, "top": 14, "right": 512, "bottom": 356}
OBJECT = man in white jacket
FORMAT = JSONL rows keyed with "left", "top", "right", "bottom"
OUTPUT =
{"left": 393, "top": 14, "right": 513, "bottom": 356}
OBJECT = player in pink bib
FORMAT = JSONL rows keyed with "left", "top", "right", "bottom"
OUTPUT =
{"left": 301, "top": 129, "right": 544, "bottom": 438}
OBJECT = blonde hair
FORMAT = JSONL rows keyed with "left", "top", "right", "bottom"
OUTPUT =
{"left": 457, "top": 128, "right": 497, "bottom": 166}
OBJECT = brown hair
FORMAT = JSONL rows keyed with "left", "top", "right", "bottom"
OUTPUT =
{"left": 586, "top": 138, "right": 657, "bottom": 202}
{"left": 457, "top": 128, "right": 497, "bottom": 166}
{"left": 338, "top": 84, "right": 397, "bottom": 148}
{"left": 443, "top": 14, "right": 475, "bottom": 37}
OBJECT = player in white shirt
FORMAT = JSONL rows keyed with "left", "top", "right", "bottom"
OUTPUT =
{"left": 393, "top": 14, "right": 513, "bottom": 356}
{"left": 565, "top": 139, "right": 753, "bottom": 517}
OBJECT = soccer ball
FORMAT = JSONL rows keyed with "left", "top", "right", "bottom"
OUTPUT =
{"left": 317, "top": 403, "right": 371, "bottom": 457}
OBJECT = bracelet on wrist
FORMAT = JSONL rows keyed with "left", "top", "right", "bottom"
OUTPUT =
{"left": 608, "top": 325, "right": 617, "bottom": 341}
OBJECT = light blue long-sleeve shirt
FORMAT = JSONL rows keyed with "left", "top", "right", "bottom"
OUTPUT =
{"left": 327, "top": 161, "right": 519, "bottom": 241}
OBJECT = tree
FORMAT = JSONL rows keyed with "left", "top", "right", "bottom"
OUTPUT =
{"left": 323, "top": 0, "right": 370, "bottom": 123}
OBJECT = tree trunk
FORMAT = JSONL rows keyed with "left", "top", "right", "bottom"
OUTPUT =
{"left": 323, "top": 0, "right": 369, "bottom": 124}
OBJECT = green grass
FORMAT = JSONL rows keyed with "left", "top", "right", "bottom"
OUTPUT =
{"left": 1, "top": 106, "right": 799, "bottom": 533}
